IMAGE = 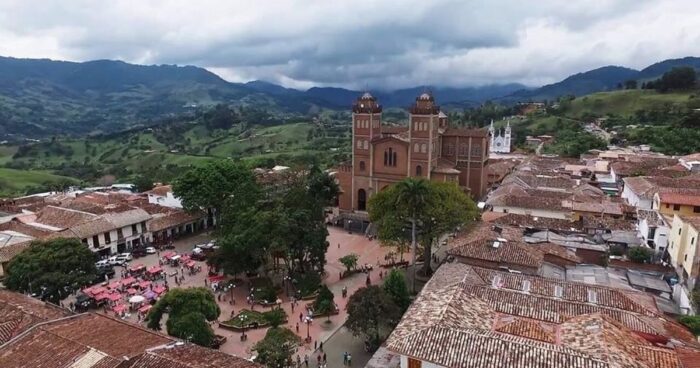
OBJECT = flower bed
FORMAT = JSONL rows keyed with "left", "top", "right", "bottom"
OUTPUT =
{"left": 219, "top": 308, "right": 288, "bottom": 331}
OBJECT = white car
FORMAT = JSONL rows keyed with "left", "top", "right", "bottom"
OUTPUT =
{"left": 146, "top": 247, "right": 156, "bottom": 254}
{"left": 95, "top": 260, "right": 111, "bottom": 268}
{"left": 116, "top": 253, "right": 132, "bottom": 263}
{"left": 107, "top": 256, "right": 121, "bottom": 266}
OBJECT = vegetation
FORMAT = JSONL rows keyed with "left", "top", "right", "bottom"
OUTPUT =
{"left": 224, "top": 308, "right": 287, "bottom": 329}
{"left": 0, "top": 167, "right": 79, "bottom": 197}
{"left": 627, "top": 246, "right": 653, "bottom": 264}
{"left": 313, "top": 284, "right": 335, "bottom": 319}
{"left": 383, "top": 269, "right": 411, "bottom": 312}
{"left": 346, "top": 286, "right": 402, "bottom": 351}
{"left": 542, "top": 127, "right": 607, "bottom": 157}
{"left": 5, "top": 238, "right": 97, "bottom": 303}
{"left": 253, "top": 327, "right": 301, "bottom": 367}
{"left": 146, "top": 288, "right": 220, "bottom": 347}
{"left": 679, "top": 316, "right": 700, "bottom": 336}
{"left": 339, "top": 253, "right": 359, "bottom": 274}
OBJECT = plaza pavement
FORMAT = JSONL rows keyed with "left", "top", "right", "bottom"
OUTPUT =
{"left": 81, "top": 226, "right": 407, "bottom": 361}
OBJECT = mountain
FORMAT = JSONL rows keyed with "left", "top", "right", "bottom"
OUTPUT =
{"left": 636, "top": 56, "right": 700, "bottom": 80}
{"left": 501, "top": 66, "right": 639, "bottom": 102}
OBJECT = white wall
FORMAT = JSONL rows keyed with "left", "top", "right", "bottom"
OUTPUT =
{"left": 148, "top": 193, "right": 182, "bottom": 209}
{"left": 621, "top": 186, "right": 652, "bottom": 209}
{"left": 83, "top": 222, "right": 150, "bottom": 255}
{"left": 491, "top": 206, "right": 570, "bottom": 220}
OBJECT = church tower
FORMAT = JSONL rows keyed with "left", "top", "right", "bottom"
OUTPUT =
{"left": 504, "top": 121, "right": 511, "bottom": 151}
{"left": 488, "top": 120, "right": 495, "bottom": 149}
{"left": 351, "top": 92, "right": 382, "bottom": 211}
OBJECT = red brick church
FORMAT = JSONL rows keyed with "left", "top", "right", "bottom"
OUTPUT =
{"left": 335, "top": 92, "right": 490, "bottom": 212}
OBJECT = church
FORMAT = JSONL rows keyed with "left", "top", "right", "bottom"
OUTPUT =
{"left": 489, "top": 120, "right": 512, "bottom": 154}
{"left": 335, "top": 93, "right": 490, "bottom": 213}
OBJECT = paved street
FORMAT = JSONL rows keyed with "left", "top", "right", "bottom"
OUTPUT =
{"left": 78, "top": 226, "right": 406, "bottom": 361}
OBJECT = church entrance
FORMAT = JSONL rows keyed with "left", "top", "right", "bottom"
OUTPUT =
{"left": 357, "top": 189, "right": 367, "bottom": 211}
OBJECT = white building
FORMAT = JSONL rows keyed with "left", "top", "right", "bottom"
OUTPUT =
{"left": 147, "top": 185, "right": 183, "bottom": 209}
{"left": 636, "top": 209, "right": 669, "bottom": 255}
{"left": 488, "top": 120, "right": 511, "bottom": 154}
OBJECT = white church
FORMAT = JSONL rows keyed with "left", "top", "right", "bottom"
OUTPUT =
{"left": 489, "top": 120, "right": 511, "bottom": 153}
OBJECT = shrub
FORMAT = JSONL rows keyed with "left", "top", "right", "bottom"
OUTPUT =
{"left": 680, "top": 316, "right": 700, "bottom": 336}
{"left": 627, "top": 246, "right": 652, "bottom": 264}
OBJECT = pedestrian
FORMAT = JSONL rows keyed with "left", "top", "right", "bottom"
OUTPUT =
{"left": 347, "top": 353, "right": 352, "bottom": 366}
{"left": 304, "top": 354, "right": 309, "bottom": 368}
{"left": 322, "top": 353, "right": 327, "bottom": 364}
{"left": 314, "top": 340, "right": 317, "bottom": 350}
{"left": 337, "top": 243, "right": 340, "bottom": 248}
{"left": 299, "top": 312, "right": 303, "bottom": 323}
{"left": 343, "top": 352, "right": 348, "bottom": 365}
{"left": 366, "top": 274, "right": 371, "bottom": 286}
{"left": 320, "top": 341, "right": 323, "bottom": 352}
{"left": 339, "top": 271, "right": 342, "bottom": 280}
{"left": 296, "top": 322, "right": 299, "bottom": 333}
{"left": 291, "top": 301, "right": 295, "bottom": 313}
{"left": 296, "top": 355, "right": 301, "bottom": 367}
{"left": 316, "top": 355, "right": 321, "bottom": 367}
{"left": 204, "top": 278, "right": 208, "bottom": 287}
{"left": 380, "top": 270, "right": 383, "bottom": 280}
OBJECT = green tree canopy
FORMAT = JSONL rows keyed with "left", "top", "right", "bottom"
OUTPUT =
{"left": 383, "top": 269, "right": 411, "bottom": 312}
{"left": 346, "top": 285, "right": 401, "bottom": 350}
{"left": 339, "top": 253, "right": 359, "bottom": 273}
{"left": 627, "top": 246, "right": 653, "bottom": 264}
{"left": 5, "top": 238, "right": 97, "bottom": 303}
{"left": 314, "top": 284, "right": 335, "bottom": 319}
{"left": 147, "top": 288, "right": 220, "bottom": 347}
{"left": 132, "top": 174, "right": 154, "bottom": 193}
{"left": 253, "top": 327, "right": 300, "bottom": 367}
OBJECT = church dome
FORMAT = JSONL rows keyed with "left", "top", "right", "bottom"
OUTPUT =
{"left": 361, "top": 92, "right": 374, "bottom": 100}
{"left": 419, "top": 93, "right": 431, "bottom": 100}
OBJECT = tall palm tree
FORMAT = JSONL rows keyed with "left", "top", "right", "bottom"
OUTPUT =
{"left": 394, "top": 178, "right": 430, "bottom": 292}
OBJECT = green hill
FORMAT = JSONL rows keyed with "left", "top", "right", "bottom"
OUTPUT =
{"left": 562, "top": 90, "right": 696, "bottom": 118}
{"left": 0, "top": 168, "right": 79, "bottom": 197}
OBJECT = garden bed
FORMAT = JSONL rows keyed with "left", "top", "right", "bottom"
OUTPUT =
{"left": 291, "top": 272, "right": 321, "bottom": 300}
{"left": 306, "top": 303, "right": 340, "bottom": 318}
{"left": 380, "top": 261, "right": 409, "bottom": 269}
{"left": 219, "top": 309, "right": 288, "bottom": 331}
{"left": 250, "top": 277, "right": 280, "bottom": 304}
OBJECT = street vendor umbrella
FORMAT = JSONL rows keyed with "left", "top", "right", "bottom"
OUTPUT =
{"left": 147, "top": 266, "right": 163, "bottom": 275}
{"left": 208, "top": 275, "right": 225, "bottom": 282}
{"left": 129, "top": 295, "right": 146, "bottom": 304}
{"left": 180, "top": 255, "right": 190, "bottom": 262}
{"left": 162, "top": 251, "right": 176, "bottom": 259}
{"left": 108, "top": 293, "right": 122, "bottom": 302}
{"left": 186, "top": 260, "right": 196, "bottom": 268}
{"left": 171, "top": 255, "right": 181, "bottom": 261}
{"left": 144, "top": 290, "right": 156, "bottom": 300}
{"left": 138, "top": 280, "right": 151, "bottom": 289}
{"left": 127, "top": 288, "right": 138, "bottom": 295}
{"left": 94, "top": 292, "right": 109, "bottom": 301}
{"left": 153, "top": 285, "right": 167, "bottom": 294}
{"left": 121, "top": 277, "right": 136, "bottom": 286}
{"left": 138, "top": 304, "right": 152, "bottom": 314}
{"left": 113, "top": 304, "right": 127, "bottom": 314}
{"left": 90, "top": 286, "right": 107, "bottom": 295}
{"left": 107, "top": 281, "right": 121, "bottom": 290}
{"left": 129, "top": 264, "right": 145, "bottom": 272}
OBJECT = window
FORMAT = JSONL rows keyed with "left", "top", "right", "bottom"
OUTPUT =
{"left": 459, "top": 144, "right": 468, "bottom": 156}
{"left": 421, "top": 144, "right": 427, "bottom": 153}
{"left": 81, "top": 238, "right": 88, "bottom": 245}
{"left": 587, "top": 290, "right": 598, "bottom": 304}
{"left": 140, "top": 221, "right": 147, "bottom": 233}
{"left": 416, "top": 165, "right": 422, "bottom": 176}
{"left": 692, "top": 237, "right": 696, "bottom": 245}
{"left": 356, "top": 140, "right": 362, "bottom": 149}
{"left": 685, "top": 254, "right": 688, "bottom": 261}
{"left": 673, "top": 204, "right": 681, "bottom": 211}
{"left": 666, "top": 203, "right": 670, "bottom": 208}
{"left": 414, "top": 143, "right": 419, "bottom": 153}
{"left": 359, "top": 161, "right": 366, "bottom": 171}
{"left": 695, "top": 206, "right": 700, "bottom": 213}
{"left": 132, "top": 224, "right": 138, "bottom": 234}
{"left": 357, "top": 189, "right": 367, "bottom": 211}
{"left": 363, "top": 140, "right": 368, "bottom": 150}
{"left": 471, "top": 145, "right": 482, "bottom": 156}
{"left": 117, "top": 228, "right": 123, "bottom": 240}
{"left": 93, "top": 235, "right": 100, "bottom": 247}
{"left": 446, "top": 144, "right": 454, "bottom": 155}
{"left": 384, "top": 148, "right": 397, "bottom": 167}
{"left": 104, "top": 232, "right": 111, "bottom": 244}
{"left": 554, "top": 285, "right": 563, "bottom": 298}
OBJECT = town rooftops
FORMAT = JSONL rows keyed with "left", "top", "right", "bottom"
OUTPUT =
{"left": 678, "top": 215, "right": 700, "bottom": 231}
{"left": 385, "top": 263, "right": 700, "bottom": 368}
{"left": 448, "top": 238, "right": 544, "bottom": 268}
{"left": 489, "top": 194, "right": 568, "bottom": 212}
{"left": 123, "top": 342, "right": 261, "bottom": 368}
{"left": 146, "top": 185, "right": 173, "bottom": 197}
{"left": 658, "top": 191, "right": 700, "bottom": 207}
{"left": 0, "top": 289, "right": 71, "bottom": 344}
{"left": 30, "top": 206, "right": 98, "bottom": 230}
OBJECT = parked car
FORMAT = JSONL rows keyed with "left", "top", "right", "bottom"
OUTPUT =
{"left": 146, "top": 247, "right": 156, "bottom": 254}
{"left": 116, "top": 253, "right": 132, "bottom": 263}
{"left": 95, "top": 260, "right": 111, "bottom": 268}
{"left": 132, "top": 248, "right": 147, "bottom": 258}
{"left": 107, "top": 256, "right": 121, "bottom": 266}
{"left": 191, "top": 251, "right": 207, "bottom": 261}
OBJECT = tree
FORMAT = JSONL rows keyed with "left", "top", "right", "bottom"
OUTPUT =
{"left": 383, "top": 269, "right": 411, "bottom": 312}
{"left": 133, "top": 174, "right": 154, "bottom": 193}
{"left": 369, "top": 178, "right": 429, "bottom": 292}
{"left": 655, "top": 66, "right": 697, "bottom": 91}
{"left": 173, "top": 160, "right": 259, "bottom": 224}
{"left": 5, "top": 238, "right": 97, "bottom": 303}
{"left": 680, "top": 316, "right": 700, "bottom": 336}
{"left": 624, "top": 80, "right": 638, "bottom": 89}
{"left": 314, "top": 284, "right": 335, "bottom": 320}
{"left": 627, "top": 246, "right": 652, "bottom": 264}
{"left": 339, "top": 253, "right": 359, "bottom": 274}
{"left": 147, "top": 288, "right": 220, "bottom": 347}
{"left": 253, "top": 327, "right": 300, "bottom": 367}
{"left": 346, "top": 286, "right": 401, "bottom": 350}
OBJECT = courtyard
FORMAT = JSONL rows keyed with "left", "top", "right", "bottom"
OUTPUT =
{"left": 77, "top": 225, "right": 408, "bottom": 361}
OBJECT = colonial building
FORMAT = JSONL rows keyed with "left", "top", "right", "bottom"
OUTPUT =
{"left": 336, "top": 93, "right": 489, "bottom": 212}
{"left": 488, "top": 120, "right": 511, "bottom": 153}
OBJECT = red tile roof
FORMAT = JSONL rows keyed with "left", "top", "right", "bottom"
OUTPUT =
{"left": 124, "top": 343, "right": 261, "bottom": 368}
{"left": 658, "top": 191, "right": 700, "bottom": 207}
{"left": 0, "top": 289, "right": 71, "bottom": 344}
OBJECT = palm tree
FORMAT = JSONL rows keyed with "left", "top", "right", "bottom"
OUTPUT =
{"left": 394, "top": 178, "right": 430, "bottom": 292}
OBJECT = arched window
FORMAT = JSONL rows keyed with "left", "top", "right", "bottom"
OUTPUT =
{"left": 356, "top": 140, "right": 362, "bottom": 149}
{"left": 357, "top": 189, "right": 367, "bottom": 211}
{"left": 416, "top": 165, "right": 423, "bottom": 176}
{"left": 363, "top": 140, "right": 369, "bottom": 150}
{"left": 384, "top": 150, "right": 388, "bottom": 165}
{"left": 359, "top": 161, "right": 366, "bottom": 171}
{"left": 385, "top": 148, "right": 397, "bottom": 167}
{"left": 421, "top": 144, "right": 427, "bottom": 153}
{"left": 393, "top": 151, "right": 397, "bottom": 166}
{"left": 414, "top": 143, "right": 419, "bottom": 153}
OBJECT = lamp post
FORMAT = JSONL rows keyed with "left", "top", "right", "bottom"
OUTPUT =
{"left": 304, "top": 316, "right": 313, "bottom": 343}
{"left": 240, "top": 314, "right": 248, "bottom": 341}
{"left": 283, "top": 275, "right": 291, "bottom": 296}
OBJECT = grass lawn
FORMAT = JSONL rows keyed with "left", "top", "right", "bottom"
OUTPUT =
{"left": 0, "top": 168, "right": 79, "bottom": 196}
{"left": 566, "top": 90, "right": 693, "bottom": 118}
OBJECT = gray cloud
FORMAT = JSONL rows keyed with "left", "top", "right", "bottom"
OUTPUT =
{"left": 0, "top": 0, "right": 698, "bottom": 89}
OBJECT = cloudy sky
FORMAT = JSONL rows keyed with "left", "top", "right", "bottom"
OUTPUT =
{"left": 0, "top": 0, "right": 699, "bottom": 90}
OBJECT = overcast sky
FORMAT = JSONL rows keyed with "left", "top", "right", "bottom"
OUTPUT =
{"left": 1, "top": 0, "right": 699, "bottom": 90}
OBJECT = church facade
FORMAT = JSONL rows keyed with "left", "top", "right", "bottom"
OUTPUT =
{"left": 489, "top": 120, "right": 511, "bottom": 154}
{"left": 335, "top": 93, "right": 490, "bottom": 212}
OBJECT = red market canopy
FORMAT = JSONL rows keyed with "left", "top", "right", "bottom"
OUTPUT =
{"left": 138, "top": 304, "right": 152, "bottom": 314}
{"left": 180, "top": 255, "right": 191, "bottom": 262}
{"left": 90, "top": 286, "right": 107, "bottom": 295}
{"left": 208, "top": 275, "right": 225, "bottom": 282}
{"left": 186, "top": 261, "right": 196, "bottom": 268}
{"left": 147, "top": 266, "right": 163, "bottom": 275}
{"left": 108, "top": 293, "right": 122, "bottom": 302}
{"left": 94, "top": 293, "right": 109, "bottom": 301}
{"left": 127, "top": 288, "right": 138, "bottom": 295}
{"left": 153, "top": 285, "right": 167, "bottom": 294}
{"left": 162, "top": 251, "right": 176, "bottom": 259}
{"left": 113, "top": 304, "right": 127, "bottom": 314}
{"left": 121, "top": 277, "right": 137, "bottom": 286}
{"left": 138, "top": 280, "right": 152, "bottom": 289}
{"left": 129, "top": 264, "right": 145, "bottom": 272}
{"left": 107, "top": 282, "right": 121, "bottom": 289}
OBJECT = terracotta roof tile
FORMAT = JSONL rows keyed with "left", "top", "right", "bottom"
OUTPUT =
{"left": 0, "top": 289, "right": 71, "bottom": 344}
{"left": 124, "top": 343, "right": 261, "bottom": 368}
